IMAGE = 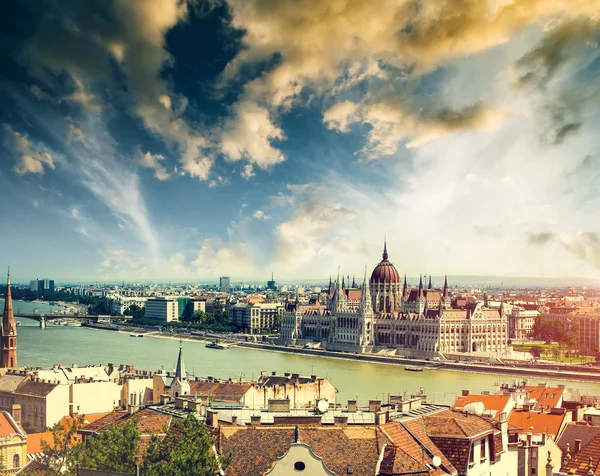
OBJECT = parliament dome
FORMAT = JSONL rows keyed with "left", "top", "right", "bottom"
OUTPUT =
{"left": 370, "top": 242, "right": 400, "bottom": 284}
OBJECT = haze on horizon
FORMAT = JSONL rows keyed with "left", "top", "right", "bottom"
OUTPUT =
{"left": 1, "top": 0, "right": 599, "bottom": 282}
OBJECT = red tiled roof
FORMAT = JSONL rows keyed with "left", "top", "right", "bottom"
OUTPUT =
{"left": 82, "top": 408, "right": 171, "bottom": 436}
{"left": 0, "top": 412, "right": 24, "bottom": 438}
{"left": 378, "top": 445, "right": 431, "bottom": 476}
{"left": 453, "top": 395, "right": 511, "bottom": 419}
{"left": 508, "top": 411, "right": 565, "bottom": 438}
{"left": 422, "top": 410, "right": 494, "bottom": 439}
{"left": 381, "top": 421, "right": 455, "bottom": 475}
{"left": 561, "top": 431, "right": 600, "bottom": 475}
{"left": 525, "top": 386, "right": 563, "bottom": 411}
{"left": 15, "top": 380, "right": 57, "bottom": 397}
{"left": 219, "top": 425, "right": 386, "bottom": 476}
{"left": 188, "top": 381, "right": 251, "bottom": 402}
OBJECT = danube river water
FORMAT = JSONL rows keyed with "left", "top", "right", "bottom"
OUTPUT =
{"left": 5, "top": 301, "right": 600, "bottom": 404}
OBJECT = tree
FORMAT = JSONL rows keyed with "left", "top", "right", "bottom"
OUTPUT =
{"left": 141, "top": 414, "right": 226, "bottom": 475}
{"left": 125, "top": 304, "right": 146, "bottom": 320}
{"left": 76, "top": 420, "right": 140, "bottom": 473}
{"left": 530, "top": 346, "right": 543, "bottom": 360}
{"left": 41, "top": 415, "right": 85, "bottom": 475}
{"left": 562, "top": 331, "right": 579, "bottom": 359}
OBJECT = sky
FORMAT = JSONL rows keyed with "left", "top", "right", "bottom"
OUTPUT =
{"left": 1, "top": 0, "right": 600, "bottom": 283}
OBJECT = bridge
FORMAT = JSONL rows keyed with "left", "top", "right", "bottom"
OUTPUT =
{"left": 15, "top": 313, "right": 130, "bottom": 329}
{"left": 15, "top": 313, "right": 129, "bottom": 320}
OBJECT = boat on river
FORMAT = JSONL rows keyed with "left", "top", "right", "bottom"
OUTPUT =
{"left": 130, "top": 333, "right": 144, "bottom": 338}
{"left": 206, "top": 340, "right": 228, "bottom": 350}
{"left": 404, "top": 366, "right": 424, "bottom": 372}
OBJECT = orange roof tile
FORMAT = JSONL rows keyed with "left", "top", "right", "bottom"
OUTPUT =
{"left": 453, "top": 395, "right": 511, "bottom": 419}
{"left": 561, "top": 431, "right": 600, "bottom": 475}
{"left": 525, "top": 386, "right": 563, "bottom": 411}
{"left": 0, "top": 412, "right": 24, "bottom": 438}
{"left": 508, "top": 411, "right": 565, "bottom": 438}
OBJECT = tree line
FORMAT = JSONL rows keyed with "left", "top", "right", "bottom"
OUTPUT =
{"left": 27, "top": 413, "right": 228, "bottom": 476}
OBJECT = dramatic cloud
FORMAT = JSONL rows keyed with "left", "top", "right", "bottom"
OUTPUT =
{"left": 220, "top": 100, "right": 285, "bottom": 168}
{"left": 324, "top": 100, "right": 507, "bottom": 158}
{"left": 23, "top": 0, "right": 211, "bottom": 180}
{"left": 10, "top": 131, "right": 55, "bottom": 175}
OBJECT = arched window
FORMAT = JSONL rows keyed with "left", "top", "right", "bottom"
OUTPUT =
{"left": 13, "top": 454, "right": 19, "bottom": 468}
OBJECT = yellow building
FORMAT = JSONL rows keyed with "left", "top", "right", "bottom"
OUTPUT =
{"left": 0, "top": 405, "right": 27, "bottom": 474}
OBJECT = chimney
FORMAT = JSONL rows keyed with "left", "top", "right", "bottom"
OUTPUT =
{"left": 462, "top": 390, "right": 470, "bottom": 396}
{"left": 369, "top": 400, "right": 382, "bottom": 412}
{"left": 375, "top": 411, "right": 387, "bottom": 425}
{"left": 206, "top": 409, "right": 219, "bottom": 428}
{"left": 11, "top": 404, "right": 21, "bottom": 425}
{"left": 231, "top": 415, "right": 238, "bottom": 426}
{"left": 250, "top": 415, "right": 261, "bottom": 426}
{"left": 334, "top": 415, "right": 348, "bottom": 426}
{"left": 159, "top": 394, "right": 170, "bottom": 405}
{"left": 347, "top": 400, "right": 357, "bottom": 413}
{"left": 575, "top": 439, "right": 582, "bottom": 453}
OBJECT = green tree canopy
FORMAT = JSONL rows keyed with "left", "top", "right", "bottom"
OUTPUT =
{"left": 141, "top": 414, "right": 226, "bottom": 475}
{"left": 76, "top": 419, "right": 140, "bottom": 473}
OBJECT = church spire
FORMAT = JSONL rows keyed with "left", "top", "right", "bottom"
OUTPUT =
{"left": 443, "top": 275, "right": 449, "bottom": 299}
{"left": 403, "top": 275, "right": 409, "bottom": 298}
{"left": 2, "top": 267, "right": 17, "bottom": 368}
{"left": 382, "top": 237, "right": 388, "bottom": 260}
{"left": 175, "top": 341, "right": 186, "bottom": 380}
{"left": 360, "top": 266, "right": 372, "bottom": 313}
{"left": 418, "top": 275, "right": 424, "bottom": 299}
{"left": 352, "top": 275, "right": 356, "bottom": 288}
{"left": 428, "top": 275, "right": 432, "bottom": 289}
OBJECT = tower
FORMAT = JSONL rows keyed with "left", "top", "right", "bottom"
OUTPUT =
{"left": 1, "top": 268, "right": 17, "bottom": 368}
{"left": 442, "top": 275, "right": 451, "bottom": 309}
{"left": 359, "top": 266, "right": 374, "bottom": 348}
{"left": 171, "top": 341, "right": 189, "bottom": 397}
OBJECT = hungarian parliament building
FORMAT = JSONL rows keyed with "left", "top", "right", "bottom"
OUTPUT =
{"left": 279, "top": 243, "right": 508, "bottom": 356}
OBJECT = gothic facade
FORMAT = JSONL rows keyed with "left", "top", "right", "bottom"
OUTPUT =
{"left": 279, "top": 244, "right": 508, "bottom": 356}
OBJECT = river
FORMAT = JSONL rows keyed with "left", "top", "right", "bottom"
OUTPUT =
{"left": 5, "top": 301, "right": 600, "bottom": 405}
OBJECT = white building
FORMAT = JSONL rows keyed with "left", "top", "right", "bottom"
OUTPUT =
{"left": 105, "top": 294, "right": 148, "bottom": 315}
{"left": 145, "top": 297, "right": 179, "bottom": 322}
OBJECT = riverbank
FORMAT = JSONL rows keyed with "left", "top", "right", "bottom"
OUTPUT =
{"left": 92, "top": 322, "right": 600, "bottom": 383}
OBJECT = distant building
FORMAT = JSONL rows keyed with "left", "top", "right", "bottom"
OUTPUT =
{"left": 29, "top": 278, "right": 54, "bottom": 297}
{"left": 228, "top": 302, "right": 284, "bottom": 333}
{"left": 279, "top": 242, "right": 508, "bottom": 357}
{"left": 220, "top": 276, "right": 230, "bottom": 293}
{"left": 44, "top": 279, "right": 55, "bottom": 296}
{"left": 145, "top": 297, "right": 179, "bottom": 322}
{"left": 105, "top": 295, "right": 148, "bottom": 315}
{"left": 267, "top": 272, "right": 276, "bottom": 291}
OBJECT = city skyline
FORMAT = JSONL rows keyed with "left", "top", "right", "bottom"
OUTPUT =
{"left": 1, "top": 1, "right": 600, "bottom": 281}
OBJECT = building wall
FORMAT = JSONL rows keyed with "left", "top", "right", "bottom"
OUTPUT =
{"left": 145, "top": 298, "right": 179, "bottom": 322}
{"left": 244, "top": 379, "right": 337, "bottom": 409}
{"left": 17, "top": 385, "right": 70, "bottom": 430}
{"left": 123, "top": 378, "right": 154, "bottom": 407}
{"left": 71, "top": 381, "right": 121, "bottom": 415}
{"left": 0, "top": 434, "right": 27, "bottom": 473}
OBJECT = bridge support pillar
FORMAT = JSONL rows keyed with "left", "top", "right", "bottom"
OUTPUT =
{"left": 39, "top": 316, "right": 46, "bottom": 329}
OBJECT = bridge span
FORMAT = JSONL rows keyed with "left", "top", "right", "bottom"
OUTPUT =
{"left": 15, "top": 313, "right": 129, "bottom": 320}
